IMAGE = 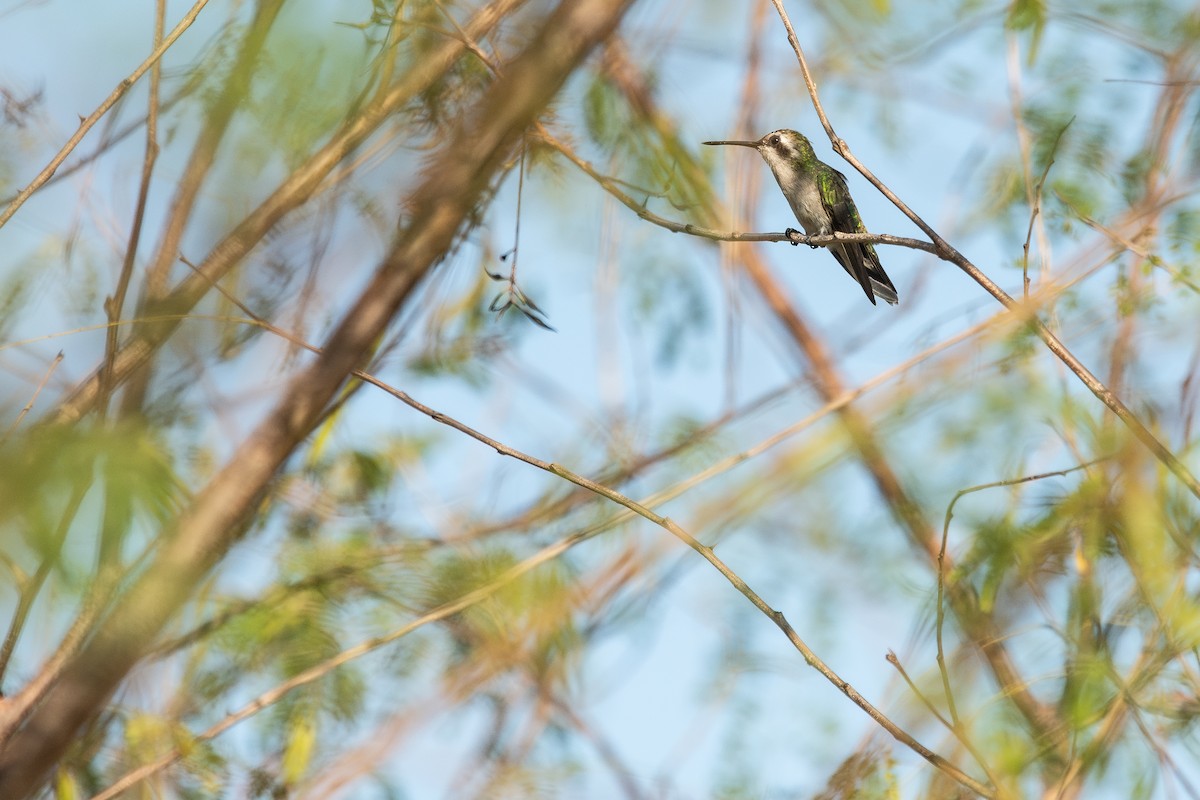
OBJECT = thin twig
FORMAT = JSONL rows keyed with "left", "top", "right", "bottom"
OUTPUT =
{"left": 91, "top": 524, "right": 597, "bottom": 800}
{"left": 0, "top": 351, "right": 63, "bottom": 447}
{"left": 0, "top": 0, "right": 210, "bottom": 229}
{"left": 382, "top": 397, "right": 990, "bottom": 795}
{"left": 936, "top": 458, "right": 1110, "bottom": 729}
{"left": 0, "top": 4, "right": 634, "bottom": 793}
{"left": 163, "top": 266, "right": 994, "bottom": 799}
{"left": 719, "top": 0, "right": 770, "bottom": 411}
{"left": 766, "top": 0, "right": 1200, "bottom": 503}
{"left": 0, "top": 86, "right": 193, "bottom": 209}
{"left": 0, "top": 478, "right": 90, "bottom": 687}
{"left": 535, "top": 125, "right": 936, "bottom": 253}
{"left": 118, "top": 0, "right": 286, "bottom": 420}
{"left": 1008, "top": 34, "right": 1035, "bottom": 300}
{"left": 886, "top": 649, "right": 955, "bottom": 731}
{"left": 1019, "top": 114, "right": 1073, "bottom": 299}
{"left": 100, "top": 0, "right": 166, "bottom": 413}
{"left": 551, "top": 694, "right": 647, "bottom": 800}
{"left": 886, "top": 650, "right": 998, "bottom": 787}
{"left": 1057, "top": 192, "right": 1200, "bottom": 295}
{"left": 50, "top": 0, "right": 527, "bottom": 426}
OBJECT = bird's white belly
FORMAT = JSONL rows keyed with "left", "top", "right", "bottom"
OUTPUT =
{"left": 774, "top": 175, "right": 827, "bottom": 235}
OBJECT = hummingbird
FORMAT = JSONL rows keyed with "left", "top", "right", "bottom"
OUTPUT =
{"left": 704, "top": 129, "right": 898, "bottom": 306}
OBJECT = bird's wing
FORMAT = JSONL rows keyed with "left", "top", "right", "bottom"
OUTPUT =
{"left": 824, "top": 169, "right": 864, "bottom": 232}
{"left": 823, "top": 169, "right": 900, "bottom": 305}
{"left": 819, "top": 170, "right": 876, "bottom": 303}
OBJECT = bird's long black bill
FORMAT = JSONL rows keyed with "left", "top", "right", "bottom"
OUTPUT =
{"left": 702, "top": 140, "right": 760, "bottom": 148}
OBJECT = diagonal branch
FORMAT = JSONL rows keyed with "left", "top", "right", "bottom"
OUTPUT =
{"left": 100, "top": 0, "right": 166, "bottom": 415}
{"left": 767, "top": 0, "right": 1200, "bottom": 502}
{"left": 97, "top": 271, "right": 992, "bottom": 800}
{"left": 51, "top": 0, "right": 529, "bottom": 425}
{"left": 543, "top": 97, "right": 1069, "bottom": 763}
{"left": 0, "top": 1, "right": 635, "bottom": 795}
{"left": 0, "top": 0, "right": 211, "bottom": 230}
{"left": 116, "top": 0, "right": 287, "bottom": 419}
{"left": 536, "top": 126, "right": 934, "bottom": 253}
{"left": 390, "top": 388, "right": 995, "bottom": 798}
{"left": 92, "top": 524, "right": 598, "bottom": 800}
{"left": 208, "top": 281, "right": 1000, "bottom": 796}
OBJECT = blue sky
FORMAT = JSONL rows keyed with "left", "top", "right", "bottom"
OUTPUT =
{"left": 1, "top": 0, "right": 1198, "bottom": 797}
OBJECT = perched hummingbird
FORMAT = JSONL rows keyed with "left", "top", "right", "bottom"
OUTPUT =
{"left": 704, "top": 129, "right": 898, "bottom": 306}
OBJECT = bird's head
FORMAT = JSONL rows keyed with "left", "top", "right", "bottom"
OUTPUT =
{"left": 703, "top": 129, "right": 817, "bottom": 179}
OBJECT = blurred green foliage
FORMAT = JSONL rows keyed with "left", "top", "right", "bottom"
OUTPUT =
{"left": 2, "top": 0, "right": 1200, "bottom": 798}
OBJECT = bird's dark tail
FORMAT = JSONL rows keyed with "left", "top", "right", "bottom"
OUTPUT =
{"left": 832, "top": 244, "right": 899, "bottom": 306}
{"left": 866, "top": 247, "right": 898, "bottom": 305}
{"left": 870, "top": 274, "right": 898, "bottom": 305}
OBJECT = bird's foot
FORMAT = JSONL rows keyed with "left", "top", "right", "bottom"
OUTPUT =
{"left": 785, "top": 228, "right": 818, "bottom": 249}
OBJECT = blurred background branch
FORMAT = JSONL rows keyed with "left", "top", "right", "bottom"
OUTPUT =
{"left": 0, "top": 0, "right": 1198, "bottom": 798}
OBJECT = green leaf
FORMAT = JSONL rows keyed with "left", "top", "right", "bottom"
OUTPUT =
{"left": 54, "top": 770, "right": 78, "bottom": 800}
{"left": 283, "top": 715, "right": 317, "bottom": 785}
{"left": 1006, "top": 0, "right": 1046, "bottom": 64}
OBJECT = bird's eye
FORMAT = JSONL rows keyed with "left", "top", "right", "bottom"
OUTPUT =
{"left": 768, "top": 135, "right": 779, "bottom": 145}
